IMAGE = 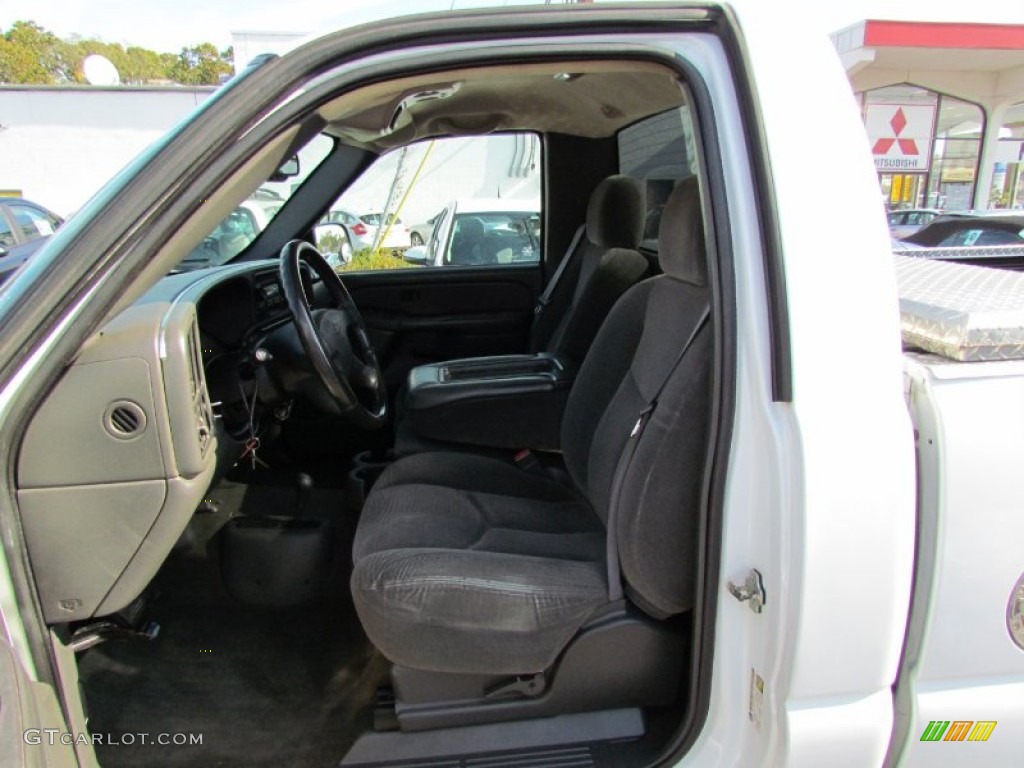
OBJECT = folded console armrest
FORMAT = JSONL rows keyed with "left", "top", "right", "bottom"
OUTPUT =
{"left": 402, "top": 353, "right": 576, "bottom": 450}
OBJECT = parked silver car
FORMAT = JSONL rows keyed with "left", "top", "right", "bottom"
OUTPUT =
{"left": 887, "top": 208, "right": 939, "bottom": 239}
{"left": 320, "top": 208, "right": 412, "bottom": 251}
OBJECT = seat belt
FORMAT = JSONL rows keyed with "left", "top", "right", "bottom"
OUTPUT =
{"left": 534, "top": 223, "right": 586, "bottom": 316}
{"left": 604, "top": 303, "right": 711, "bottom": 602}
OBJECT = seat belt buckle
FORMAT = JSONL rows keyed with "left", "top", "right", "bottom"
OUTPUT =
{"left": 533, "top": 297, "right": 549, "bottom": 315}
{"left": 514, "top": 449, "right": 545, "bottom": 475}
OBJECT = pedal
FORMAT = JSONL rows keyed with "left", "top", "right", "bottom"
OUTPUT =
{"left": 70, "top": 620, "right": 160, "bottom": 653}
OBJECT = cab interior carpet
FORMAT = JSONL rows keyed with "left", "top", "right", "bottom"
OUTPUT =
{"left": 77, "top": 483, "right": 387, "bottom": 767}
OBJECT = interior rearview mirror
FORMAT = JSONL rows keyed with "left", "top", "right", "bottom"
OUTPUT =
{"left": 269, "top": 155, "right": 300, "bottom": 182}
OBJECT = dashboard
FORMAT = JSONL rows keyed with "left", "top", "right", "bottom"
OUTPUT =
{"left": 15, "top": 259, "right": 321, "bottom": 625}
{"left": 194, "top": 264, "right": 319, "bottom": 437}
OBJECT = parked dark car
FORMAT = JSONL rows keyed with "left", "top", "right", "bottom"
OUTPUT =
{"left": 901, "top": 212, "right": 1024, "bottom": 248}
{"left": 886, "top": 208, "right": 939, "bottom": 239}
{"left": 0, "top": 198, "right": 64, "bottom": 285}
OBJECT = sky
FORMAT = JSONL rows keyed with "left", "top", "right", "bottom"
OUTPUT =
{"left": 3, "top": 0, "right": 1024, "bottom": 55}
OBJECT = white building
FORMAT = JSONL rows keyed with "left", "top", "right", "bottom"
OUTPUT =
{"left": 0, "top": 86, "right": 215, "bottom": 216}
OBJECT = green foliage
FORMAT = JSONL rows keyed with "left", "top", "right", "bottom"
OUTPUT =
{"left": 121, "top": 46, "right": 168, "bottom": 84}
{"left": 0, "top": 19, "right": 233, "bottom": 85}
{"left": 316, "top": 231, "right": 344, "bottom": 254}
{"left": 337, "top": 248, "right": 417, "bottom": 273}
{"left": 0, "top": 21, "right": 65, "bottom": 83}
{"left": 169, "top": 42, "right": 232, "bottom": 85}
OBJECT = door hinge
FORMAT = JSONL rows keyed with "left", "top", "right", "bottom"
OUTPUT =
{"left": 728, "top": 569, "right": 766, "bottom": 614}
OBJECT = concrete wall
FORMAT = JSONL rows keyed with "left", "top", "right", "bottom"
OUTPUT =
{"left": 0, "top": 86, "right": 215, "bottom": 216}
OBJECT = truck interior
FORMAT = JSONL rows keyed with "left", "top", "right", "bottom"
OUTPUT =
{"left": 12, "top": 22, "right": 742, "bottom": 768}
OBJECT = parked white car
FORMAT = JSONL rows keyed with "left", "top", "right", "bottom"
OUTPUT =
{"left": 409, "top": 211, "right": 441, "bottom": 246}
{"left": 407, "top": 198, "right": 540, "bottom": 266}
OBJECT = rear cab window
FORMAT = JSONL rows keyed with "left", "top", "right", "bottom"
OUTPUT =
{"left": 617, "top": 107, "right": 699, "bottom": 253}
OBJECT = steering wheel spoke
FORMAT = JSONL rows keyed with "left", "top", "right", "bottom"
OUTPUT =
{"left": 279, "top": 240, "right": 387, "bottom": 430}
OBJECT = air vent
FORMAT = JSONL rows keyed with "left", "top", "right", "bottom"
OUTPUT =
{"left": 103, "top": 401, "right": 147, "bottom": 439}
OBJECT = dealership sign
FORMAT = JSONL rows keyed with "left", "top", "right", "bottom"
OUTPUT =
{"left": 866, "top": 104, "right": 936, "bottom": 172}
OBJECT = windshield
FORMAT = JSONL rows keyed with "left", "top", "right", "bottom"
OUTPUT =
{"left": 177, "top": 134, "right": 333, "bottom": 271}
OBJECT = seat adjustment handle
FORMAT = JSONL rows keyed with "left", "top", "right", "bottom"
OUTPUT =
{"left": 484, "top": 672, "right": 547, "bottom": 700}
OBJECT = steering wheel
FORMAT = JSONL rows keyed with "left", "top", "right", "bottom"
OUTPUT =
{"left": 278, "top": 240, "right": 387, "bottom": 430}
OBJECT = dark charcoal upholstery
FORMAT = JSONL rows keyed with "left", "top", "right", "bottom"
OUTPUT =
{"left": 531, "top": 174, "right": 649, "bottom": 362}
{"left": 657, "top": 176, "right": 706, "bottom": 284}
{"left": 586, "top": 173, "right": 646, "bottom": 248}
{"left": 394, "top": 175, "right": 649, "bottom": 456}
{"left": 353, "top": 176, "right": 711, "bottom": 673}
{"left": 351, "top": 452, "right": 606, "bottom": 674}
{"left": 450, "top": 216, "right": 486, "bottom": 265}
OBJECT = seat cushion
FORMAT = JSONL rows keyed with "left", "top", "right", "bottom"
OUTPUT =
{"left": 351, "top": 452, "right": 608, "bottom": 674}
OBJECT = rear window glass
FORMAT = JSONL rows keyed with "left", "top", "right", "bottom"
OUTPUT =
{"left": 618, "top": 106, "right": 698, "bottom": 250}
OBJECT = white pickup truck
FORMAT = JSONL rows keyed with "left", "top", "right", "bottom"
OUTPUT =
{"left": 0, "top": 3, "right": 1021, "bottom": 767}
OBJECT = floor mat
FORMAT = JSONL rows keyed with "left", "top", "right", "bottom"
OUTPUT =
{"left": 80, "top": 602, "right": 386, "bottom": 767}
{"left": 78, "top": 482, "right": 386, "bottom": 767}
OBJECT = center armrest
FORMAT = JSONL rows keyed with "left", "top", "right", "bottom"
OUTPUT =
{"left": 402, "top": 353, "right": 576, "bottom": 450}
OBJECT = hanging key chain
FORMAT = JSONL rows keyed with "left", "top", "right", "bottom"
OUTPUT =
{"left": 241, "top": 436, "right": 261, "bottom": 470}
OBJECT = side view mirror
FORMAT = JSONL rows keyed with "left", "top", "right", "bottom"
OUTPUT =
{"left": 403, "top": 245, "right": 428, "bottom": 265}
{"left": 269, "top": 155, "right": 300, "bottom": 182}
{"left": 313, "top": 223, "right": 352, "bottom": 266}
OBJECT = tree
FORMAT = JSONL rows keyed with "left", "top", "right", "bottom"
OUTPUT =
{"left": 66, "top": 38, "right": 129, "bottom": 83}
{"left": 0, "top": 36, "right": 43, "bottom": 83}
{"left": 0, "top": 20, "right": 231, "bottom": 86}
{"left": 122, "top": 46, "right": 167, "bottom": 84}
{"left": 0, "top": 20, "right": 65, "bottom": 84}
{"left": 169, "top": 42, "right": 231, "bottom": 85}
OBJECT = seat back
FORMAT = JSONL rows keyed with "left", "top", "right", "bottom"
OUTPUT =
{"left": 531, "top": 175, "right": 649, "bottom": 364}
{"left": 450, "top": 216, "right": 485, "bottom": 264}
{"left": 560, "top": 176, "right": 712, "bottom": 617}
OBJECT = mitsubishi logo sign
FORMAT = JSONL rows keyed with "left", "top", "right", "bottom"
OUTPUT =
{"left": 866, "top": 104, "right": 936, "bottom": 172}
{"left": 872, "top": 108, "right": 918, "bottom": 155}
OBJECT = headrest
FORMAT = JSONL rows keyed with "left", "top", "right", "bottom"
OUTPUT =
{"left": 585, "top": 175, "right": 645, "bottom": 249}
{"left": 457, "top": 217, "right": 484, "bottom": 239}
{"left": 657, "top": 176, "right": 706, "bottom": 285}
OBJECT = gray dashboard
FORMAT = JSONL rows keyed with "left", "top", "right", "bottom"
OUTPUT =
{"left": 15, "top": 260, "right": 290, "bottom": 624}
